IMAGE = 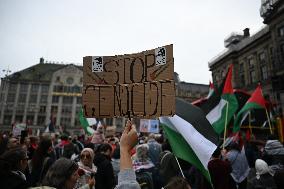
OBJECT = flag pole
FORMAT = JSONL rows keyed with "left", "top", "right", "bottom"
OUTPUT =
{"left": 222, "top": 102, "right": 229, "bottom": 150}
{"left": 174, "top": 156, "right": 185, "bottom": 178}
{"left": 265, "top": 109, "right": 273, "bottom": 134}
{"left": 277, "top": 117, "right": 284, "bottom": 143}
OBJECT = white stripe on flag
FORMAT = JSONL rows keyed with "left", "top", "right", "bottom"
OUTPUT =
{"left": 165, "top": 115, "right": 217, "bottom": 169}
{"left": 86, "top": 118, "right": 97, "bottom": 126}
{"left": 240, "top": 111, "right": 250, "bottom": 126}
{"left": 206, "top": 99, "right": 227, "bottom": 124}
{"left": 86, "top": 126, "right": 95, "bottom": 135}
{"left": 261, "top": 120, "right": 268, "bottom": 128}
{"left": 206, "top": 89, "right": 214, "bottom": 99}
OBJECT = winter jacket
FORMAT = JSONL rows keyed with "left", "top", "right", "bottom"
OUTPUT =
{"left": 94, "top": 153, "right": 115, "bottom": 189}
{"left": 0, "top": 171, "right": 29, "bottom": 189}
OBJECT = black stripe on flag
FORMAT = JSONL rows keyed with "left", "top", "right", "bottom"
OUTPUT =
{"left": 175, "top": 97, "right": 219, "bottom": 145}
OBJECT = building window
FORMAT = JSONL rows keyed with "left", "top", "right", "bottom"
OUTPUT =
{"left": 20, "top": 84, "right": 28, "bottom": 93}
{"left": 54, "top": 85, "right": 63, "bottom": 92}
{"left": 37, "top": 116, "right": 46, "bottom": 125}
{"left": 261, "top": 65, "right": 268, "bottom": 80}
{"left": 63, "top": 96, "right": 73, "bottom": 104}
{"left": 29, "top": 94, "right": 38, "bottom": 103}
{"left": 52, "top": 96, "right": 59, "bottom": 103}
{"left": 60, "top": 117, "right": 71, "bottom": 126}
{"left": 77, "top": 97, "right": 82, "bottom": 104}
{"left": 8, "top": 83, "right": 17, "bottom": 93}
{"left": 279, "top": 26, "right": 284, "bottom": 37}
{"left": 75, "top": 107, "right": 81, "bottom": 115}
{"left": 39, "top": 106, "right": 46, "bottom": 113}
{"left": 56, "top": 76, "right": 60, "bottom": 82}
{"left": 27, "top": 105, "right": 36, "bottom": 113}
{"left": 239, "top": 63, "right": 244, "bottom": 72}
{"left": 51, "top": 106, "right": 58, "bottom": 113}
{"left": 73, "top": 86, "right": 81, "bottom": 93}
{"left": 15, "top": 115, "right": 23, "bottom": 123}
{"left": 3, "top": 115, "right": 12, "bottom": 125}
{"left": 62, "top": 106, "right": 72, "bottom": 114}
{"left": 66, "top": 77, "right": 74, "bottom": 85}
{"left": 248, "top": 57, "right": 255, "bottom": 68}
{"left": 40, "top": 95, "right": 48, "bottom": 103}
{"left": 41, "top": 85, "right": 49, "bottom": 93}
{"left": 249, "top": 70, "right": 256, "bottom": 84}
{"left": 240, "top": 73, "right": 245, "bottom": 86}
{"left": 74, "top": 118, "right": 80, "bottom": 127}
{"left": 31, "top": 84, "right": 39, "bottom": 93}
{"left": 221, "top": 68, "right": 227, "bottom": 78}
{"left": 18, "top": 94, "right": 27, "bottom": 103}
{"left": 5, "top": 104, "right": 13, "bottom": 113}
{"left": 26, "top": 115, "right": 34, "bottom": 125}
{"left": 7, "top": 93, "right": 16, "bottom": 103}
{"left": 16, "top": 105, "right": 25, "bottom": 113}
{"left": 259, "top": 52, "right": 266, "bottom": 63}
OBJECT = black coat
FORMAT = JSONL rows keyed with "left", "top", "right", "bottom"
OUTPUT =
{"left": 248, "top": 173, "right": 277, "bottom": 189}
{"left": 0, "top": 171, "right": 29, "bottom": 189}
{"left": 94, "top": 153, "right": 115, "bottom": 189}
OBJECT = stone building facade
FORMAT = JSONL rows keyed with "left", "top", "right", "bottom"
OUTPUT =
{"left": 0, "top": 58, "right": 124, "bottom": 134}
{"left": 209, "top": 0, "right": 284, "bottom": 116}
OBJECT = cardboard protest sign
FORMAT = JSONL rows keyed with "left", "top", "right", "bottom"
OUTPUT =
{"left": 83, "top": 44, "right": 175, "bottom": 118}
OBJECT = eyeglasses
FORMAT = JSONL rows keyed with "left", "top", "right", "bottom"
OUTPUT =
{"left": 80, "top": 154, "right": 91, "bottom": 159}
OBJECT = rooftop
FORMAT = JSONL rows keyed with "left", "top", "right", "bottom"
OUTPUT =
{"left": 208, "top": 25, "right": 269, "bottom": 68}
{"left": 4, "top": 58, "right": 83, "bottom": 82}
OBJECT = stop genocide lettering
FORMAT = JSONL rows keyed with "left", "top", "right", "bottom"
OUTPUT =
{"left": 83, "top": 44, "right": 175, "bottom": 118}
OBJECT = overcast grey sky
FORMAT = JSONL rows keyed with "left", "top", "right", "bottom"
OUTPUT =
{"left": 0, "top": 0, "right": 264, "bottom": 84}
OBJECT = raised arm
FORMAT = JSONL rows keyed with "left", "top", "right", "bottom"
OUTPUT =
{"left": 115, "top": 120, "right": 140, "bottom": 189}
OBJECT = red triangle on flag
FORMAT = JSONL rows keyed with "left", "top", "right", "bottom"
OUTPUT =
{"left": 247, "top": 84, "right": 266, "bottom": 108}
{"left": 222, "top": 64, "right": 234, "bottom": 94}
{"left": 209, "top": 81, "right": 214, "bottom": 89}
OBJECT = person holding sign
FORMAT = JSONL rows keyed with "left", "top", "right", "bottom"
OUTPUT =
{"left": 115, "top": 120, "right": 140, "bottom": 189}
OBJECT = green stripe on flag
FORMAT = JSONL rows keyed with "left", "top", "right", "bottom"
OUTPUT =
{"left": 161, "top": 123, "right": 212, "bottom": 182}
{"left": 209, "top": 93, "right": 238, "bottom": 134}
{"left": 79, "top": 109, "right": 95, "bottom": 135}
{"left": 233, "top": 102, "right": 264, "bottom": 132}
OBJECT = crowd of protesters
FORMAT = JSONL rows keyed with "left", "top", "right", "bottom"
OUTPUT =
{"left": 0, "top": 121, "right": 283, "bottom": 189}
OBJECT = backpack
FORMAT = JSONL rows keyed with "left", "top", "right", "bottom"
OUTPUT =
{"left": 136, "top": 171, "right": 154, "bottom": 189}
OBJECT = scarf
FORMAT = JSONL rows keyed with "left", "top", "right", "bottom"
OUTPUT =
{"left": 255, "top": 159, "right": 275, "bottom": 179}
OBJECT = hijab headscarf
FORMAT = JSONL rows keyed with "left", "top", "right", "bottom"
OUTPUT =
{"left": 132, "top": 144, "right": 154, "bottom": 171}
{"left": 78, "top": 148, "right": 97, "bottom": 173}
{"left": 255, "top": 159, "right": 275, "bottom": 179}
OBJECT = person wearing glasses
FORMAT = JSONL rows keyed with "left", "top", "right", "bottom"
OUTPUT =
{"left": 30, "top": 121, "right": 140, "bottom": 189}
{"left": 76, "top": 148, "right": 97, "bottom": 189}
{"left": 0, "top": 147, "right": 29, "bottom": 189}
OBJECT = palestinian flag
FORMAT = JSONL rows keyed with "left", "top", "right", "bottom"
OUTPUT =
{"left": 79, "top": 109, "right": 96, "bottom": 135}
{"left": 160, "top": 98, "right": 219, "bottom": 182}
{"left": 202, "top": 64, "right": 238, "bottom": 134}
{"left": 206, "top": 81, "right": 215, "bottom": 99}
{"left": 233, "top": 85, "right": 266, "bottom": 132}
